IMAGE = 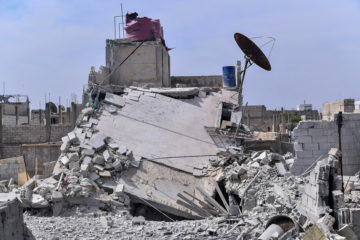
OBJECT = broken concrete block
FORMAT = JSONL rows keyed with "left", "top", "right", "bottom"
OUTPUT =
{"left": 31, "top": 194, "right": 49, "bottom": 208}
{"left": 80, "top": 164, "right": 90, "bottom": 175}
{"left": 81, "top": 107, "right": 93, "bottom": 115}
{"left": 103, "top": 150, "right": 113, "bottom": 162}
{"left": 112, "top": 159, "right": 122, "bottom": 171}
{"left": 99, "top": 171, "right": 111, "bottom": 177}
{"left": 275, "top": 162, "right": 287, "bottom": 175}
{"left": 114, "top": 184, "right": 124, "bottom": 196}
{"left": 107, "top": 142, "right": 119, "bottom": 150}
{"left": 94, "top": 164, "right": 105, "bottom": 171}
{"left": 333, "top": 190, "right": 345, "bottom": 209}
{"left": 60, "top": 156, "right": 70, "bottom": 166}
{"left": 104, "top": 92, "right": 126, "bottom": 107}
{"left": 92, "top": 155, "right": 105, "bottom": 165}
{"left": 69, "top": 161, "right": 80, "bottom": 170}
{"left": 132, "top": 216, "right": 145, "bottom": 225}
{"left": 68, "top": 153, "right": 79, "bottom": 162}
{"left": 82, "top": 149, "right": 95, "bottom": 157}
{"left": 328, "top": 148, "right": 341, "bottom": 158}
{"left": 79, "top": 121, "right": 92, "bottom": 128}
{"left": 87, "top": 133, "right": 107, "bottom": 150}
{"left": 117, "top": 145, "right": 127, "bottom": 155}
{"left": 89, "top": 172, "right": 100, "bottom": 181}
{"left": 51, "top": 191, "right": 63, "bottom": 202}
{"left": 60, "top": 140, "right": 70, "bottom": 152}
{"left": 67, "top": 131, "right": 78, "bottom": 143}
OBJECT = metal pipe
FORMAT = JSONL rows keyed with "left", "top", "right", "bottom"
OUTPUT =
{"left": 113, "top": 16, "right": 121, "bottom": 39}
{"left": 121, "top": 3, "right": 125, "bottom": 38}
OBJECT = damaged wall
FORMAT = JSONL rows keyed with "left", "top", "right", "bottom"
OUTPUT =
{"left": 21, "top": 142, "right": 61, "bottom": 177}
{"left": 0, "top": 124, "right": 72, "bottom": 159}
{"left": 171, "top": 75, "right": 222, "bottom": 88}
{"left": 0, "top": 195, "right": 24, "bottom": 240}
{"left": 98, "top": 38, "right": 170, "bottom": 87}
{"left": 291, "top": 113, "right": 360, "bottom": 175}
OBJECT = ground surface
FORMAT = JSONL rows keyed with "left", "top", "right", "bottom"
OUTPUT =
{"left": 23, "top": 207, "right": 233, "bottom": 240}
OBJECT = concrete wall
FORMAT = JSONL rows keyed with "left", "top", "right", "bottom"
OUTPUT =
{"left": 243, "top": 105, "right": 319, "bottom": 132}
{"left": 0, "top": 196, "right": 24, "bottom": 240}
{"left": 0, "top": 156, "right": 25, "bottom": 181}
{"left": 171, "top": 75, "right": 222, "bottom": 88}
{"left": 322, "top": 99, "right": 354, "bottom": 120}
{"left": 0, "top": 124, "right": 72, "bottom": 159}
{"left": 291, "top": 113, "right": 360, "bottom": 175}
{"left": 101, "top": 38, "right": 170, "bottom": 87}
{"left": 1, "top": 102, "right": 29, "bottom": 116}
{"left": 21, "top": 142, "right": 61, "bottom": 177}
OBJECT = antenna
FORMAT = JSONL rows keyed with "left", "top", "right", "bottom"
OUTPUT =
{"left": 121, "top": 3, "right": 125, "bottom": 38}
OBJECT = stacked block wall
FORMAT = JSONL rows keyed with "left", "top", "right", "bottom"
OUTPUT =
{"left": 0, "top": 198, "right": 24, "bottom": 239}
{"left": 0, "top": 124, "right": 72, "bottom": 159}
{"left": 292, "top": 113, "right": 360, "bottom": 175}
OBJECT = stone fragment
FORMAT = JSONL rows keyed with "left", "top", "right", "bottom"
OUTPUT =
{"left": 82, "top": 156, "right": 92, "bottom": 165}
{"left": 132, "top": 216, "right": 145, "bottom": 225}
{"left": 117, "top": 145, "right": 127, "bottom": 155}
{"left": 104, "top": 92, "right": 126, "bottom": 107}
{"left": 103, "top": 150, "right": 113, "bottom": 162}
{"left": 68, "top": 153, "right": 79, "bottom": 162}
{"left": 99, "top": 171, "right": 111, "bottom": 177}
{"left": 81, "top": 107, "right": 93, "bottom": 115}
{"left": 89, "top": 172, "right": 100, "bottom": 181}
{"left": 112, "top": 159, "right": 122, "bottom": 171}
{"left": 69, "top": 161, "right": 80, "bottom": 170}
{"left": 67, "top": 131, "right": 78, "bottom": 143}
{"left": 31, "top": 194, "right": 49, "bottom": 208}
{"left": 51, "top": 191, "right": 63, "bottom": 202}
{"left": 87, "top": 133, "right": 107, "bottom": 150}
{"left": 108, "top": 142, "right": 119, "bottom": 150}
{"left": 114, "top": 184, "right": 124, "bottom": 196}
{"left": 82, "top": 149, "right": 95, "bottom": 157}
{"left": 92, "top": 155, "right": 105, "bottom": 165}
{"left": 94, "top": 164, "right": 105, "bottom": 171}
{"left": 60, "top": 156, "right": 70, "bottom": 166}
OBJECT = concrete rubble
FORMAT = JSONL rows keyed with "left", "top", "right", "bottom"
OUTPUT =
{"left": 1, "top": 87, "right": 360, "bottom": 239}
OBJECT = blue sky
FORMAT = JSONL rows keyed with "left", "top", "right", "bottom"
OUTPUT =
{"left": 0, "top": 0, "right": 359, "bottom": 110}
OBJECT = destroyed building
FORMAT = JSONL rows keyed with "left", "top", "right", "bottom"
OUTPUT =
{"left": 1, "top": 10, "right": 360, "bottom": 240}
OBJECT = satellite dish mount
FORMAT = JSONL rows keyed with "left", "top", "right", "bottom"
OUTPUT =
{"left": 234, "top": 33, "right": 272, "bottom": 95}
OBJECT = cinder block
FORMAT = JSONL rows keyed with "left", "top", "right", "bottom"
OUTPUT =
{"left": 296, "top": 150, "right": 313, "bottom": 159}
{"left": 319, "top": 142, "right": 335, "bottom": 150}
{"left": 298, "top": 121, "right": 315, "bottom": 129}
{"left": 294, "top": 142, "right": 303, "bottom": 151}
{"left": 327, "top": 135, "right": 338, "bottom": 143}
{"left": 297, "top": 135, "right": 312, "bottom": 143}
{"left": 303, "top": 143, "right": 319, "bottom": 151}
{"left": 312, "top": 135, "right": 328, "bottom": 143}
{"left": 308, "top": 128, "right": 325, "bottom": 136}
{"left": 294, "top": 128, "right": 308, "bottom": 137}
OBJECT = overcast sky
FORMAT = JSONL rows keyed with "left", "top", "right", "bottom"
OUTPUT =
{"left": 1, "top": 0, "right": 359, "bottom": 110}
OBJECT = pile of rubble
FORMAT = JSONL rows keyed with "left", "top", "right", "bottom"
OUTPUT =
{"left": 3, "top": 88, "right": 360, "bottom": 239}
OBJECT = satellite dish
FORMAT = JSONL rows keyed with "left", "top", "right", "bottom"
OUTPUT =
{"left": 49, "top": 102, "right": 57, "bottom": 113}
{"left": 234, "top": 33, "right": 271, "bottom": 71}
